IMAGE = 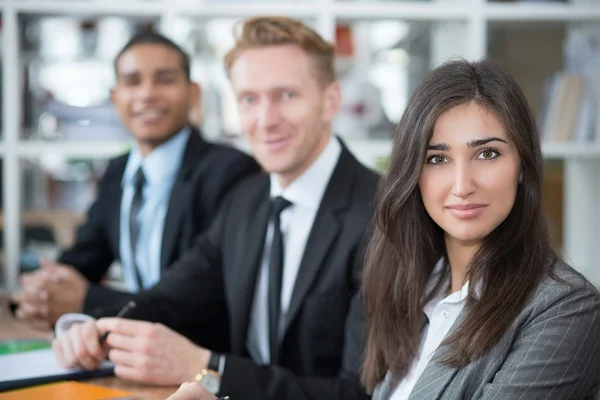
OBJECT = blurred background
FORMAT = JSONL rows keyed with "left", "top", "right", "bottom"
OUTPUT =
{"left": 0, "top": 0, "right": 598, "bottom": 292}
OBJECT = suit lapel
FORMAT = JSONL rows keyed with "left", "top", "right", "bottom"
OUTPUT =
{"left": 407, "top": 309, "right": 467, "bottom": 400}
{"left": 282, "top": 146, "right": 354, "bottom": 337}
{"left": 107, "top": 158, "right": 128, "bottom": 253}
{"left": 160, "top": 129, "right": 208, "bottom": 271}
{"left": 231, "top": 179, "right": 271, "bottom": 355}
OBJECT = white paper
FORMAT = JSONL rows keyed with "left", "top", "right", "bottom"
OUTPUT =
{"left": 0, "top": 348, "right": 113, "bottom": 382}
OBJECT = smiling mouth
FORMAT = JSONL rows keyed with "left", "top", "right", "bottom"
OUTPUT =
{"left": 445, "top": 204, "right": 487, "bottom": 219}
{"left": 264, "top": 136, "right": 291, "bottom": 151}
{"left": 134, "top": 109, "right": 167, "bottom": 120}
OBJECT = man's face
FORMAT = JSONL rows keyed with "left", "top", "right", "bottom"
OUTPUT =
{"left": 229, "top": 44, "right": 340, "bottom": 187}
{"left": 111, "top": 43, "right": 196, "bottom": 153}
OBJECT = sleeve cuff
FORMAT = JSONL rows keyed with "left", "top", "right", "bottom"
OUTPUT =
{"left": 54, "top": 313, "right": 94, "bottom": 337}
{"left": 218, "top": 354, "right": 226, "bottom": 376}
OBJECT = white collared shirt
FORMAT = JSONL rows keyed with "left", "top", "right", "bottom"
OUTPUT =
{"left": 246, "top": 135, "right": 342, "bottom": 365}
{"left": 390, "top": 262, "right": 469, "bottom": 400}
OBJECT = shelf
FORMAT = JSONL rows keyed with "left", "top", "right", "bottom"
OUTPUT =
{"left": 11, "top": 1, "right": 165, "bottom": 16}
{"left": 333, "top": 2, "right": 469, "bottom": 21}
{"left": 486, "top": 3, "right": 600, "bottom": 22}
{"left": 542, "top": 142, "right": 600, "bottom": 159}
{"left": 176, "top": 2, "right": 319, "bottom": 18}
{"left": 12, "top": 140, "right": 131, "bottom": 158}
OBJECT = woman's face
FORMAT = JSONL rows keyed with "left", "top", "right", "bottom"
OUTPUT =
{"left": 419, "top": 102, "right": 521, "bottom": 247}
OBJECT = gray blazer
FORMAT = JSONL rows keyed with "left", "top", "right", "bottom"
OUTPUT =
{"left": 372, "top": 263, "right": 600, "bottom": 400}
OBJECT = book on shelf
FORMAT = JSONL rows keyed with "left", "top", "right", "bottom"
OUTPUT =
{"left": 539, "top": 72, "right": 593, "bottom": 144}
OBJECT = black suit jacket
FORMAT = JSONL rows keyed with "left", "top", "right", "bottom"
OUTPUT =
{"left": 95, "top": 139, "right": 378, "bottom": 400}
{"left": 58, "top": 128, "right": 261, "bottom": 313}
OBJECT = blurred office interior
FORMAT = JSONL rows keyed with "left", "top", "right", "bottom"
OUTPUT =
{"left": 0, "top": 0, "right": 598, "bottom": 292}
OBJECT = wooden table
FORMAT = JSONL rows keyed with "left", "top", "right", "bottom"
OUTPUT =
{"left": 0, "top": 298, "right": 178, "bottom": 399}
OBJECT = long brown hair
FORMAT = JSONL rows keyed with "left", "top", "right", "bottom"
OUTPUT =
{"left": 361, "top": 59, "right": 558, "bottom": 392}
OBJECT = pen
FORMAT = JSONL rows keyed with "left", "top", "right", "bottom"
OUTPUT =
{"left": 98, "top": 300, "right": 136, "bottom": 344}
{"left": 216, "top": 397, "right": 230, "bottom": 400}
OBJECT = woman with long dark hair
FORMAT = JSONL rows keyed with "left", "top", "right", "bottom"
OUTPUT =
{"left": 362, "top": 59, "right": 600, "bottom": 399}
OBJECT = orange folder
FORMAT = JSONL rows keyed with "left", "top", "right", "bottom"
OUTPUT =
{"left": 0, "top": 381, "right": 135, "bottom": 399}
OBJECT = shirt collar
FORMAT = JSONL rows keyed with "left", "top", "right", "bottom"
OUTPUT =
{"left": 269, "top": 135, "right": 342, "bottom": 210}
{"left": 122, "top": 127, "right": 190, "bottom": 187}
{"left": 422, "top": 258, "right": 473, "bottom": 319}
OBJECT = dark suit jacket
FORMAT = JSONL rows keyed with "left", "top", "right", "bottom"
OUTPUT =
{"left": 94, "top": 139, "right": 379, "bottom": 400}
{"left": 58, "top": 128, "right": 261, "bottom": 314}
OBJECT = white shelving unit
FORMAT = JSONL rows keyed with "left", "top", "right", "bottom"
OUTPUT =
{"left": 1, "top": 0, "right": 599, "bottom": 292}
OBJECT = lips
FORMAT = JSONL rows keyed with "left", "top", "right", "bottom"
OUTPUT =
{"left": 445, "top": 204, "right": 487, "bottom": 219}
{"left": 264, "top": 136, "right": 291, "bottom": 152}
{"left": 134, "top": 109, "right": 168, "bottom": 124}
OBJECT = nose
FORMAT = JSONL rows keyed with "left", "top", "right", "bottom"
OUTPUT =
{"left": 135, "top": 80, "right": 159, "bottom": 101}
{"left": 452, "top": 162, "right": 475, "bottom": 199}
{"left": 257, "top": 100, "right": 280, "bottom": 128}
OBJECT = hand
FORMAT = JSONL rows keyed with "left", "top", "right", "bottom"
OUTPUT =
{"left": 52, "top": 319, "right": 107, "bottom": 370}
{"left": 12, "top": 260, "right": 88, "bottom": 328}
{"left": 167, "top": 382, "right": 217, "bottom": 400}
{"left": 11, "top": 266, "right": 55, "bottom": 330}
{"left": 40, "top": 260, "right": 89, "bottom": 324}
{"left": 97, "top": 318, "right": 211, "bottom": 386}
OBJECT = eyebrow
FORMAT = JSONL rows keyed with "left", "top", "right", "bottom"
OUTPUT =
{"left": 427, "top": 137, "right": 508, "bottom": 151}
{"left": 118, "top": 68, "right": 180, "bottom": 80}
{"left": 154, "top": 68, "right": 179, "bottom": 76}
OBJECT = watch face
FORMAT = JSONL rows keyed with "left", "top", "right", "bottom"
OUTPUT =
{"left": 200, "top": 374, "right": 220, "bottom": 394}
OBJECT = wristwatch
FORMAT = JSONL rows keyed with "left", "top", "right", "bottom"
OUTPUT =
{"left": 195, "top": 352, "right": 222, "bottom": 395}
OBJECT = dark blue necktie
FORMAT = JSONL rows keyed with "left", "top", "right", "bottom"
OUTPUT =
{"left": 268, "top": 196, "right": 292, "bottom": 363}
{"left": 129, "top": 167, "right": 145, "bottom": 290}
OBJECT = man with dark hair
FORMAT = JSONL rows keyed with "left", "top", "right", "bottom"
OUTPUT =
{"left": 11, "top": 30, "right": 261, "bottom": 331}
{"left": 114, "top": 31, "right": 192, "bottom": 80}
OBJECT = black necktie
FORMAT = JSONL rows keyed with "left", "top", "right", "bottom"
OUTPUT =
{"left": 268, "top": 196, "right": 292, "bottom": 364}
{"left": 129, "top": 167, "right": 145, "bottom": 290}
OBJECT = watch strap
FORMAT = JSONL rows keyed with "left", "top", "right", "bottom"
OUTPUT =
{"left": 208, "top": 352, "right": 221, "bottom": 372}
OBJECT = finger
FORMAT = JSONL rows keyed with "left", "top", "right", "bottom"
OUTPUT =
{"left": 104, "top": 331, "right": 142, "bottom": 353}
{"left": 14, "top": 286, "right": 39, "bottom": 304}
{"left": 114, "top": 363, "right": 149, "bottom": 383}
{"left": 168, "top": 382, "right": 215, "bottom": 400}
{"left": 107, "top": 348, "right": 141, "bottom": 369}
{"left": 81, "top": 321, "right": 106, "bottom": 363}
{"left": 96, "top": 318, "right": 153, "bottom": 336}
{"left": 22, "top": 270, "right": 53, "bottom": 287}
{"left": 21, "top": 281, "right": 53, "bottom": 303}
{"left": 58, "top": 329, "right": 78, "bottom": 368}
{"left": 21, "top": 272, "right": 43, "bottom": 286}
{"left": 69, "top": 323, "right": 100, "bottom": 370}
{"left": 50, "top": 265, "right": 72, "bottom": 281}
{"left": 15, "top": 301, "right": 43, "bottom": 321}
{"left": 39, "top": 258, "right": 60, "bottom": 269}
{"left": 52, "top": 338, "right": 68, "bottom": 367}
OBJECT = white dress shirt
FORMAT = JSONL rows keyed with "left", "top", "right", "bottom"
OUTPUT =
{"left": 246, "top": 136, "right": 342, "bottom": 365}
{"left": 390, "top": 261, "right": 469, "bottom": 400}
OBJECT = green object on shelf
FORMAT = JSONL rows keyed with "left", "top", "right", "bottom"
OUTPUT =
{"left": 0, "top": 339, "right": 51, "bottom": 356}
{"left": 375, "top": 155, "right": 390, "bottom": 173}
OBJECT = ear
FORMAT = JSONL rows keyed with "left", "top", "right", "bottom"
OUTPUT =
{"left": 323, "top": 80, "right": 341, "bottom": 121}
{"left": 518, "top": 172, "right": 523, "bottom": 184}
{"left": 109, "top": 87, "right": 117, "bottom": 105}
{"left": 188, "top": 81, "right": 203, "bottom": 127}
